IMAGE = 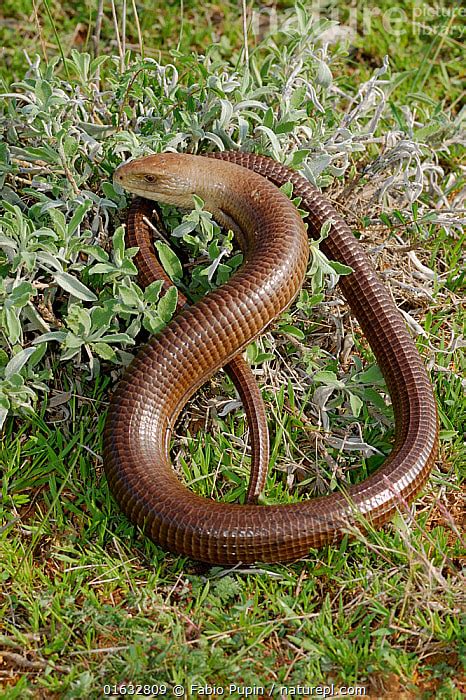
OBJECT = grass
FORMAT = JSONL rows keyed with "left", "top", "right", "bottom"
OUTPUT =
{"left": 2, "top": 391, "right": 464, "bottom": 693}
{"left": 2, "top": 1, "right": 463, "bottom": 109}
{"left": 0, "top": 0, "right": 261, "bottom": 82}
{"left": 339, "top": 0, "right": 465, "bottom": 111}
{"left": 0, "top": 1, "right": 465, "bottom": 698}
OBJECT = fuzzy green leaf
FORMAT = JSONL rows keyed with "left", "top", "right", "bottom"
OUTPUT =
{"left": 54, "top": 272, "right": 97, "bottom": 301}
{"left": 157, "top": 286, "right": 178, "bottom": 323}
{"left": 154, "top": 241, "right": 183, "bottom": 281}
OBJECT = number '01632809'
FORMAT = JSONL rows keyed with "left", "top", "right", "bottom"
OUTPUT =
{"left": 103, "top": 685, "right": 168, "bottom": 695}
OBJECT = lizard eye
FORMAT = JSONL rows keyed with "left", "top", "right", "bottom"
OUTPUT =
{"left": 144, "top": 174, "right": 157, "bottom": 183}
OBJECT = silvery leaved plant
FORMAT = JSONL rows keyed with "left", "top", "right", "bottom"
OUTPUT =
{"left": 0, "top": 2, "right": 463, "bottom": 427}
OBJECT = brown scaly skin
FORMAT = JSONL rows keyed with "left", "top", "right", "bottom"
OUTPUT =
{"left": 126, "top": 197, "right": 270, "bottom": 504}
{"left": 103, "top": 152, "right": 438, "bottom": 565}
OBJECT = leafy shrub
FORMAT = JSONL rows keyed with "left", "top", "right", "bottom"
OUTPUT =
{"left": 0, "top": 3, "right": 461, "bottom": 427}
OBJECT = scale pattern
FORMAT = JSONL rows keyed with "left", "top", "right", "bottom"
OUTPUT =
{"left": 103, "top": 153, "right": 438, "bottom": 564}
